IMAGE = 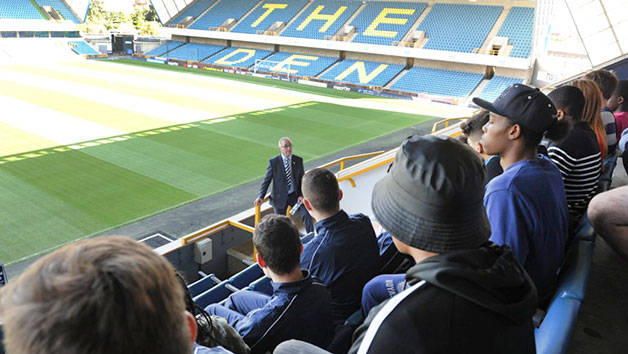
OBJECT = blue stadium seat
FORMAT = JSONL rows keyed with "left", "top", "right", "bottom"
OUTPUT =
{"left": 477, "top": 76, "right": 523, "bottom": 102}
{"left": 496, "top": 7, "right": 534, "bottom": 58}
{"left": 0, "top": 0, "right": 45, "bottom": 20}
{"left": 69, "top": 41, "right": 100, "bottom": 55}
{"left": 194, "top": 280, "right": 233, "bottom": 308}
{"left": 204, "top": 46, "right": 274, "bottom": 68}
{"left": 391, "top": 66, "right": 484, "bottom": 97}
{"left": 34, "top": 0, "right": 80, "bottom": 23}
{"left": 249, "top": 276, "right": 273, "bottom": 295}
{"left": 164, "top": 42, "right": 225, "bottom": 61}
{"left": 228, "top": 264, "right": 264, "bottom": 289}
{"left": 418, "top": 3, "right": 502, "bottom": 53}
{"left": 170, "top": 0, "right": 218, "bottom": 25}
{"left": 188, "top": 273, "right": 218, "bottom": 297}
{"left": 260, "top": 51, "right": 337, "bottom": 77}
{"left": 351, "top": 2, "right": 428, "bottom": 46}
{"left": 189, "top": 0, "right": 259, "bottom": 30}
{"left": 535, "top": 296, "right": 581, "bottom": 354}
{"left": 320, "top": 59, "right": 404, "bottom": 86}
{"left": 232, "top": 0, "right": 309, "bottom": 34}
{"left": 146, "top": 41, "right": 187, "bottom": 57}
{"left": 281, "top": 0, "right": 362, "bottom": 40}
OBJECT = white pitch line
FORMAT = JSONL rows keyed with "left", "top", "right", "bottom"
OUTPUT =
{"left": 0, "top": 95, "right": 125, "bottom": 145}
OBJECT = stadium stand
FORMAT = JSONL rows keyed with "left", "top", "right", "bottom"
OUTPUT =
{"left": 34, "top": 0, "right": 80, "bottom": 23}
{"left": 204, "top": 46, "right": 274, "bottom": 68}
{"left": 280, "top": 0, "right": 362, "bottom": 40}
{"left": 0, "top": 0, "right": 44, "bottom": 20}
{"left": 496, "top": 7, "right": 534, "bottom": 58}
{"left": 170, "top": 0, "right": 218, "bottom": 25}
{"left": 188, "top": 0, "right": 259, "bottom": 30}
{"left": 351, "top": 1, "right": 427, "bottom": 46}
{"left": 232, "top": 0, "right": 309, "bottom": 34}
{"left": 391, "top": 66, "right": 484, "bottom": 97}
{"left": 418, "top": 3, "right": 503, "bottom": 53}
{"left": 164, "top": 42, "right": 225, "bottom": 61}
{"left": 320, "top": 59, "right": 404, "bottom": 86}
{"left": 145, "top": 40, "right": 186, "bottom": 56}
{"left": 261, "top": 51, "right": 338, "bottom": 77}
{"left": 477, "top": 76, "right": 524, "bottom": 102}
{"left": 69, "top": 40, "right": 99, "bottom": 55}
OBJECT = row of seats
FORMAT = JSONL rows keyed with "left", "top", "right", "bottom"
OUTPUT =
{"left": 34, "top": 0, "right": 80, "bottom": 23}
{"left": 203, "top": 46, "right": 274, "bottom": 68}
{"left": 0, "top": 0, "right": 44, "bottom": 20}
{"left": 391, "top": 66, "right": 484, "bottom": 98}
{"left": 171, "top": 1, "right": 534, "bottom": 57}
{"left": 280, "top": 0, "right": 362, "bottom": 40}
{"left": 497, "top": 7, "right": 534, "bottom": 58}
{"left": 165, "top": 42, "right": 225, "bottom": 62}
{"left": 477, "top": 75, "right": 524, "bottom": 102}
{"left": 418, "top": 3, "right": 502, "bottom": 53}
{"left": 170, "top": 0, "right": 218, "bottom": 25}
{"left": 232, "top": 0, "right": 309, "bottom": 34}
{"left": 145, "top": 40, "right": 186, "bottom": 56}
{"left": 69, "top": 41, "right": 99, "bottom": 55}
{"left": 189, "top": 0, "right": 259, "bottom": 30}
{"left": 320, "top": 59, "right": 404, "bottom": 87}
{"left": 262, "top": 51, "right": 338, "bottom": 77}
{"left": 351, "top": 1, "right": 428, "bottom": 46}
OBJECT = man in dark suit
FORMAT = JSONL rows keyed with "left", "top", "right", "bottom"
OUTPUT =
{"left": 255, "top": 137, "right": 313, "bottom": 233}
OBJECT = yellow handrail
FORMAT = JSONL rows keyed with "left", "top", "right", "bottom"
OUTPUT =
{"left": 318, "top": 151, "right": 385, "bottom": 170}
{"left": 431, "top": 117, "right": 468, "bottom": 134}
{"left": 182, "top": 219, "right": 257, "bottom": 261}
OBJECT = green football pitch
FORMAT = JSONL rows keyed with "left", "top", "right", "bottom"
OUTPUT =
{"left": 0, "top": 58, "right": 439, "bottom": 265}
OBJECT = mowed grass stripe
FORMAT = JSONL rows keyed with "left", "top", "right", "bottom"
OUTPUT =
{"left": 65, "top": 60, "right": 320, "bottom": 103}
{"left": 0, "top": 79, "right": 174, "bottom": 132}
{"left": 0, "top": 121, "right": 58, "bottom": 157}
{"left": 0, "top": 103, "right": 435, "bottom": 265}
{"left": 0, "top": 150, "right": 197, "bottom": 264}
{"left": 6, "top": 65, "right": 293, "bottom": 117}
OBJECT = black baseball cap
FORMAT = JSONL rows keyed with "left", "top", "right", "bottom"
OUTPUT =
{"left": 473, "top": 84, "right": 557, "bottom": 134}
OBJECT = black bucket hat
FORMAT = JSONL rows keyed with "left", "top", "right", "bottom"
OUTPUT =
{"left": 472, "top": 84, "right": 557, "bottom": 134}
{"left": 372, "top": 135, "right": 491, "bottom": 253}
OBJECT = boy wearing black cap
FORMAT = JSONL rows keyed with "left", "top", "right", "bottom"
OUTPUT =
{"left": 473, "top": 84, "right": 570, "bottom": 303}
{"left": 274, "top": 135, "right": 538, "bottom": 354}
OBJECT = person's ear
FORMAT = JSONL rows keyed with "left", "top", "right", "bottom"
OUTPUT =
{"left": 476, "top": 142, "right": 484, "bottom": 154}
{"left": 338, "top": 188, "right": 343, "bottom": 202}
{"left": 185, "top": 311, "right": 198, "bottom": 344}
{"left": 619, "top": 96, "right": 625, "bottom": 105}
{"left": 509, "top": 124, "right": 522, "bottom": 140}
{"left": 256, "top": 252, "right": 267, "bottom": 268}
{"left": 556, "top": 109, "right": 566, "bottom": 121}
{"left": 303, "top": 198, "right": 313, "bottom": 211}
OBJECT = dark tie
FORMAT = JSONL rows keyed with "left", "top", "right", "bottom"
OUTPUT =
{"left": 284, "top": 158, "right": 293, "bottom": 191}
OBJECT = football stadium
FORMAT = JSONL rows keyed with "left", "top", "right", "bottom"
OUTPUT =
{"left": 0, "top": 0, "right": 628, "bottom": 353}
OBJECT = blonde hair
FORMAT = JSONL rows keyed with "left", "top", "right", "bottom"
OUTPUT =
{"left": 570, "top": 79, "right": 607, "bottom": 159}
{"left": 0, "top": 236, "right": 191, "bottom": 354}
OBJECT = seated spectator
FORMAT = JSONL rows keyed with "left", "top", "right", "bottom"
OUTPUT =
{"left": 585, "top": 69, "right": 618, "bottom": 155}
{"left": 546, "top": 86, "right": 601, "bottom": 231}
{"left": 588, "top": 186, "right": 628, "bottom": 260}
{"left": 460, "top": 109, "right": 503, "bottom": 182}
{"left": 608, "top": 80, "right": 628, "bottom": 138}
{"left": 175, "top": 273, "right": 250, "bottom": 354}
{"left": 277, "top": 135, "right": 538, "bottom": 354}
{"left": 474, "top": 84, "right": 569, "bottom": 303}
{"left": 206, "top": 215, "right": 333, "bottom": 353}
{"left": 571, "top": 79, "right": 609, "bottom": 161}
{"left": 299, "top": 168, "right": 381, "bottom": 324}
{"left": 0, "top": 236, "right": 203, "bottom": 354}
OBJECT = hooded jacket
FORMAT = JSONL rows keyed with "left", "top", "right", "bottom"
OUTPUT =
{"left": 349, "top": 244, "right": 538, "bottom": 354}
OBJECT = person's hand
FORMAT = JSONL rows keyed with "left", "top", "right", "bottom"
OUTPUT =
{"left": 254, "top": 198, "right": 262, "bottom": 207}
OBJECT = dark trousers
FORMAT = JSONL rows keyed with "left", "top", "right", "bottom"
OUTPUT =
{"left": 274, "top": 193, "right": 313, "bottom": 233}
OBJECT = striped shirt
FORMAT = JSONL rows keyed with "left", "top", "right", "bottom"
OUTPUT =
{"left": 547, "top": 121, "right": 601, "bottom": 218}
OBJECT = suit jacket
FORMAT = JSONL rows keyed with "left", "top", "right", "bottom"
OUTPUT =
{"left": 257, "top": 154, "right": 304, "bottom": 209}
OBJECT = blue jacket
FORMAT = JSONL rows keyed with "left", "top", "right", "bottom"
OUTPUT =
{"left": 484, "top": 156, "right": 568, "bottom": 298}
{"left": 233, "top": 273, "right": 333, "bottom": 353}
{"left": 301, "top": 210, "right": 381, "bottom": 324}
{"left": 257, "top": 154, "right": 304, "bottom": 209}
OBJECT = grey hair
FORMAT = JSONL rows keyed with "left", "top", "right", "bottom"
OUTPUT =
{"left": 278, "top": 137, "right": 292, "bottom": 147}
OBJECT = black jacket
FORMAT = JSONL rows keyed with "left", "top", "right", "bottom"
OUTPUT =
{"left": 257, "top": 154, "right": 304, "bottom": 209}
{"left": 349, "top": 244, "right": 538, "bottom": 354}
